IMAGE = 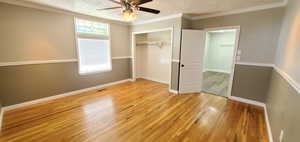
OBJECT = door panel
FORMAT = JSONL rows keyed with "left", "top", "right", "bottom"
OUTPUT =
{"left": 179, "top": 30, "right": 205, "bottom": 94}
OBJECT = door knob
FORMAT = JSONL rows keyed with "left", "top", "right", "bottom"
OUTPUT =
{"left": 181, "top": 64, "right": 184, "bottom": 67}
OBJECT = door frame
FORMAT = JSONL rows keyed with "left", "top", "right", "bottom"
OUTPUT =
{"left": 131, "top": 27, "right": 174, "bottom": 91}
{"left": 203, "top": 26, "right": 241, "bottom": 98}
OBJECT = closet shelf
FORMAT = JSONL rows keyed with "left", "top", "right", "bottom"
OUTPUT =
{"left": 136, "top": 41, "right": 168, "bottom": 47}
{"left": 220, "top": 43, "right": 235, "bottom": 47}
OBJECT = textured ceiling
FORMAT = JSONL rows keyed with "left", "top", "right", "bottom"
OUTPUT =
{"left": 23, "top": 0, "right": 284, "bottom": 22}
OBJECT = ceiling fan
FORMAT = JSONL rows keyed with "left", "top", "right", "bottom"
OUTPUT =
{"left": 97, "top": 0, "right": 160, "bottom": 21}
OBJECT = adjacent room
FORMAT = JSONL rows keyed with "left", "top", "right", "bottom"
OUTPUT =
{"left": 0, "top": 0, "right": 299, "bottom": 142}
{"left": 202, "top": 28, "right": 238, "bottom": 97}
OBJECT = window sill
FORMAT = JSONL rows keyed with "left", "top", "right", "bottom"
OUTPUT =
{"left": 79, "top": 68, "right": 112, "bottom": 75}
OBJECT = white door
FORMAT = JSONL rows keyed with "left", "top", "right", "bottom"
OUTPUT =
{"left": 179, "top": 30, "right": 205, "bottom": 94}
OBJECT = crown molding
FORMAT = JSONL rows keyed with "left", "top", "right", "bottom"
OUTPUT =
{"left": 0, "top": 0, "right": 130, "bottom": 25}
{"left": 191, "top": 1, "right": 287, "bottom": 20}
{"left": 131, "top": 13, "right": 183, "bottom": 25}
{"left": 1, "top": 0, "right": 288, "bottom": 24}
{"left": 182, "top": 14, "right": 194, "bottom": 20}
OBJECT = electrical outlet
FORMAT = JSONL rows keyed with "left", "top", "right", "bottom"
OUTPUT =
{"left": 279, "top": 130, "right": 284, "bottom": 142}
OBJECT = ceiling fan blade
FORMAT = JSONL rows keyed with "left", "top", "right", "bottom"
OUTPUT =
{"left": 108, "top": 0, "right": 122, "bottom": 4}
{"left": 97, "top": 7, "right": 122, "bottom": 11}
{"left": 138, "top": 7, "right": 160, "bottom": 14}
{"left": 135, "top": 0, "right": 153, "bottom": 5}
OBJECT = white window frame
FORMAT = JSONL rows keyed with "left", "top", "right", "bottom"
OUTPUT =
{"left": 74, "top": 17, "right": 112, "bottom": 75}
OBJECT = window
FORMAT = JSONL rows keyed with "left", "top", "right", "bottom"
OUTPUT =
{"left": 75, "top": 18, "right": 111, "bottom": 75}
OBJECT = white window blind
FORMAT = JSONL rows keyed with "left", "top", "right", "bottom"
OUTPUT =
{"left": 75, "top": 18, "right": 111, "bottom": 75}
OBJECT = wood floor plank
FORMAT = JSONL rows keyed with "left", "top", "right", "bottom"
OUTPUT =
{"left": 0, "top": 79, "right": 269, "bottom": 142}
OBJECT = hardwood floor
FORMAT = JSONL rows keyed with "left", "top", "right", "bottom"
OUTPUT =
{"left": 0, "top": 79, "right": 269, "bottom": 142}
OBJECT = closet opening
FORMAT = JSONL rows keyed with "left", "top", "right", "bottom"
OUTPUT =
{"left": 132, "top": 28, "right": 173, "bottom": 90}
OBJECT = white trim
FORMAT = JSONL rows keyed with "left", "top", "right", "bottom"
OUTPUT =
{"left": 232, "top": 62, "right": 300, "bottom": 94}
{"left": 0, "top": 59, "right": 78, "bottom": 67}
{"left": 274, "top": 66, "right": 300, "bottom": 94}
{"left": 0, "top": 0, "right": 130, "bottom": 23}
{"left": 192, "top": 1, "right": 287, "bottom": 20}
{"left": 0, "top": 57, "right": 133, "bottom": 67}
{"left": 74, "top": 17, "right": 113, "bottom": 76}
{"left": 229, "top": 96, "right": 265, "bottom": 107}
{"left": 264, "top": 105, "right": 274, "bottom": 142}
{"left": 131, "top": 13, "right": 183, "bottom": 25}
{"left": 2, "top": 79, "right": 132, "bottom": 111}
{"left": 204, "top": 26, "right": 241, "bottom": 32}
{"left": 172, "top": 59, "right": 180, "bottom": 63}
{"left": 0, "top": 108, "right": 3, "bottom": 131}
{"left": 139, "top": 77, "right": 169, "bottom": 84}
{"left": 226, "top": 26, "right": 239, "bottom": 98}
{"left": 131, "top": 27, "right": 174, "bottom": 91}
{"left": 169, "top": 89, "right": 179, "bottom": 94}
{"left": 111, "top": 56, "right": 132, "bottom": 59}
{"left": 236, "top": 62, "right": 275, "bottom": 67}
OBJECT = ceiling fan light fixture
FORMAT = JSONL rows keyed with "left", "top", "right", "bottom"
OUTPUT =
{"left": 97, "top": 0, "right": 159, "bottom": 21}
{"left": 122, "top": 9, "right": 137, "bottom": 21}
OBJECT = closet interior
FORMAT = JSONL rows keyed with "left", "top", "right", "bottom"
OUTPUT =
{"left": 135, "top": 30, "right": 172, "bottom": 85}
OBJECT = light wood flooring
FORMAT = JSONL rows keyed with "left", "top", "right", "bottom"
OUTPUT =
{"left": 0, "top": 79, "right": 269, "bottom": 142}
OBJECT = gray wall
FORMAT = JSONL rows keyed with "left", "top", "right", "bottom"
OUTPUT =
{"left": 266, "top": 0, "right": 300, "bottom": 141}
{"left": 0, "top": 59, "right": 131, "bottom": 106}
{"left": 189, "top": 7, "right": 285, "bottom": 101}
{"left": 0, "top": 2, "right": 131, "bottom": 106}
{"left": 228, "top": 1, "right": 300, "bottom": 141}
{"left": 232, "top": 65, "right": 272, "bottom": 102}
{"left": 275, "top": 0, "right": 300, "bottom": 91}
{"left": 265, "top": 70, "right": 300, "bottom": 142}
{"left": 192, "top": 7, "right": 285, "bottom": 64}
{"left": 0, "top": 2, "right": 131, "bottom": 62}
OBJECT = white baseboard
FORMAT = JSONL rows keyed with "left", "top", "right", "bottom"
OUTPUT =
{"left": 264, "top": 105, "right": 274, "bottom": 142}
{"left": 0, "top": 108, "right": 3, "bottom": 131}
{"left": 228, "top": 96, "right": 273, "bottom": 142}
{"left": 138, "top": 77, "right": 169, "bottom": 84}
{"left": 228, "top": 96, "right": 265, "bottom": 107}
{"left": 2, "top": 79, "right": 132, "bottom": 112}
{"left": 169, "top": 89, "right": 178, "bottom": 94}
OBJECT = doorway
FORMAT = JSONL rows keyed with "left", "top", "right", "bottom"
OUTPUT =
{"left": 202, "top": 27, "right": 240, "bottom": 97}
{"left": 132, "top": 28, "right": 173, "bottom": 89}
{"left": 178, "top": 27, "right": 240, "bottom": 97}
